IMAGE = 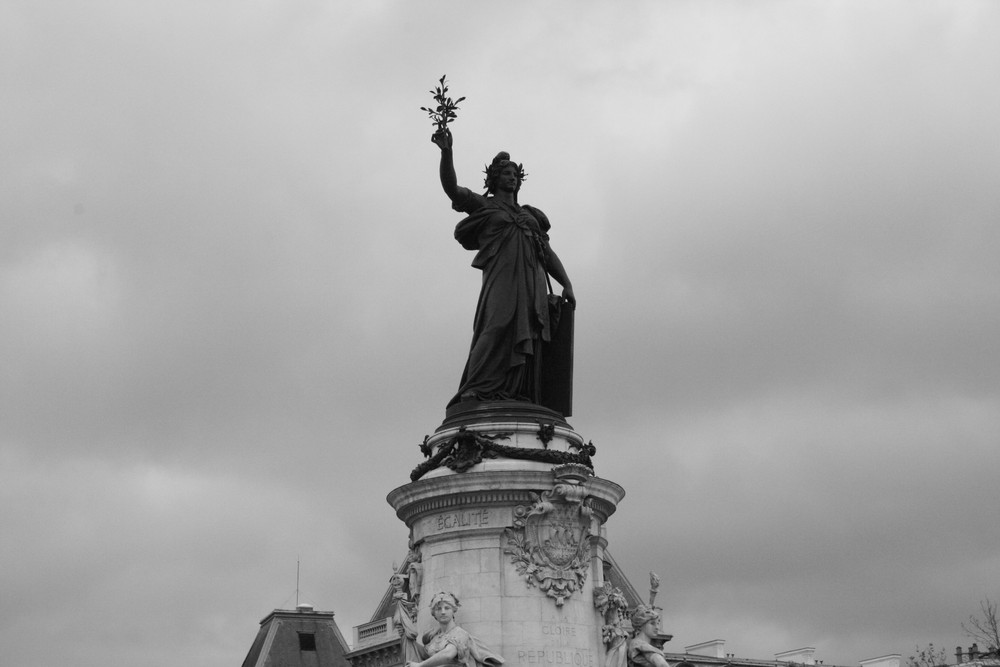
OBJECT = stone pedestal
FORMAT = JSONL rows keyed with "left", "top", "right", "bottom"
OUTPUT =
{"left": 387, "top": 405, "right": 625, "bottom": 667}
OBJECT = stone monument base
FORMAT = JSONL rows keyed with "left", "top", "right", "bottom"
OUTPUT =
{"left": 388, "top": 403, "right": 625, "bottom": 667}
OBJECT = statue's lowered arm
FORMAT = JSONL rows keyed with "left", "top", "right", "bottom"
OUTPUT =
{"left": 545, "top": 245, "right": 575, "bottom": 307}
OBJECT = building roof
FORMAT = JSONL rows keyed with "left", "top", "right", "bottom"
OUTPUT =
{"left": 242, "top": 605, "right": 352, "bottom": 667}
{"left": 602, "top": 548, "right": 644, "bottom": 608}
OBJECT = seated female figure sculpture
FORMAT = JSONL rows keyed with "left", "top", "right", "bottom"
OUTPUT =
{"left": 405, "top": 592, "right": 504, "bottom": 667}
{"left": 628, "top": 606, "right": 670, "bottom": 667}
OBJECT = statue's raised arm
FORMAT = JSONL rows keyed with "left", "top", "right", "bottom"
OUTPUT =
{"left": 431, "top": 129, "right": 460, "bottom": 204}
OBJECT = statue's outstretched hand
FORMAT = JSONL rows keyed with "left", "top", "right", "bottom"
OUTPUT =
{"left": 431, "top": 128, "right": 453, "bottom": 151}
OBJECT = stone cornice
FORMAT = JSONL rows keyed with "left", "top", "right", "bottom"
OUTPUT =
{"left": 395, "top": 489, "right": 534, "bottom": 525}
{"left": 429, "top": 422, "right": 586, "bottom": 448}
{"left": 387, "top": 470, "right": 625, "bottom": 526}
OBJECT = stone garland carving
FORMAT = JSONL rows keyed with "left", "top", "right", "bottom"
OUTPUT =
{"left": 411, "top": 426, "right": 597, "bottom": 481}
{"left": 502, "top": 464, "right": 594, "bottom": 606}
{"left": 594, "top": 582, "right": 630, "bottom": 667}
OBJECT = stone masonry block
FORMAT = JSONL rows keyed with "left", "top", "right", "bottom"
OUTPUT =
{"left": 480, "top": 548, "right": 501, "bottom": 573}
{"left": 459, "top": 571, "right": 501, "bottom": 598}
{"left": 439, "top": 548, "right": 485, "bottom": 575}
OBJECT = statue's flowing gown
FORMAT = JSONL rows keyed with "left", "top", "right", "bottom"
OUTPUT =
{"left": 450, "top": 188, "right": 552, "bottom": 407}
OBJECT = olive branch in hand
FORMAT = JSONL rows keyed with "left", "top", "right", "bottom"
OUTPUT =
{"left": 420, "top": 75, "right": 465, "bottom": 131}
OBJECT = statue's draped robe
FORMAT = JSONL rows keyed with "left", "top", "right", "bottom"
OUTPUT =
{"left": 449, "top": 189, "right": 551, "bottom": 407}
{"left": 393, "top": 594, "right": 419, "bottom": 663}
{"left": 418, "top": 626, "right": 504, "bottom": 667}
{"left": 629, "top": 638, "right": 668, "bottom": 667}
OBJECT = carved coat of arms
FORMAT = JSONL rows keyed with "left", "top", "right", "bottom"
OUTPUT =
{"left": 503, "top": 464, "right": 594, "bottom": 606}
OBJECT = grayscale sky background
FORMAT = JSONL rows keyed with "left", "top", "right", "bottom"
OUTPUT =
{"left": 3, "top": 2, "right": 999, "bottom": 666}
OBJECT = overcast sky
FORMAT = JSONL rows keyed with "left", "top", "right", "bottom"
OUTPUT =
{"left": 3, "top": 2, "right": 999, "bottom": 666}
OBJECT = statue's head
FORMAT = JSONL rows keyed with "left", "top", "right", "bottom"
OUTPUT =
{"left": 483, "top": 152, "right": 527, "bottom": 195}
{"left": 630, "top": 605, "right": 660, "bottom": 633}
{"left": 429, "top": 591, "right": 461, "bottom": 612}
{"left": 429, "top": 591, "right": 460, "bottom": 624}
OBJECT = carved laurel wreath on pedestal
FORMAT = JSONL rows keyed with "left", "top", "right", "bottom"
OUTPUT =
{"left": 410, "top": 426, "right": 596, "bottom": 482}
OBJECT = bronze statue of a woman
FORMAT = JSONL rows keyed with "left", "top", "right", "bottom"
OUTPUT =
{"left": 432, "top": 127, "right": 575, "bottom": 414}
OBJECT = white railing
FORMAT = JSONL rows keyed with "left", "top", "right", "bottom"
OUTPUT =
{"left": 353, "top": 617, "right": 396, "bottom": 647}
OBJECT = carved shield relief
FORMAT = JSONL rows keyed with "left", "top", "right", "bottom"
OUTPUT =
{"left": 527, "top": 503, "right": 585, "bottom": 569}
{"left": 503, "top": 469, "right": 594, "bottom": 606}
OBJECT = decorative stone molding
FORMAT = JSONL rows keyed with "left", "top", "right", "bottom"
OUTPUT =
{"left": 392, "top": 488, "right": 535, "bottom": 526}
{"left": 388, "top": 471, "right": 625, "bottom": 531}
{"left": 502, "top": 464, "right": 596, "bottom": 606}
{"left": 538, "top": 421, "right": 557, "bottom": 447}
{"left": 348, "top": 643, "right": 401, "bottom": 667}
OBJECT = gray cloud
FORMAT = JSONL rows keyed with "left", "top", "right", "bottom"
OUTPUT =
{"left": 2, "top": 2, "right": 999, "bottom": 667}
